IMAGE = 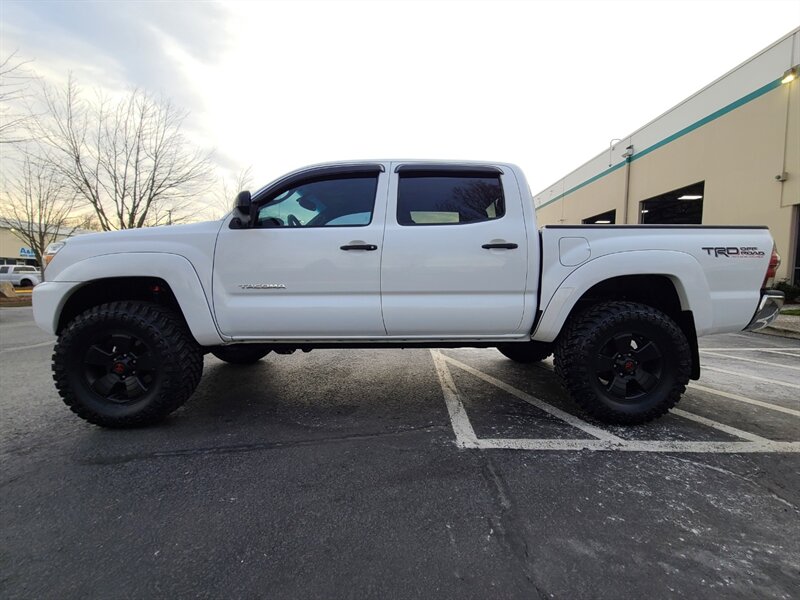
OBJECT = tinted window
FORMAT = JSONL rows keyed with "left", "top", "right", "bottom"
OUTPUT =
{"left": 397, "top": 176, "right": 504, "bottom": 225}
{"left": 0, "top": 267, "right": 7, "bottom": 273}
{"left": 256, "top": 176, "right": 378, "bottom": 228}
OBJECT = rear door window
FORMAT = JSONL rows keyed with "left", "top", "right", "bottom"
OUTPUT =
{"left": 397, "top": 175, "right": 504, "bottom": 226}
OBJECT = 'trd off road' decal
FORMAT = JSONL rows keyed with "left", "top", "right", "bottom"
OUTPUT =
{"left": 701, "top": 246, "right": 766, "bottom": 258}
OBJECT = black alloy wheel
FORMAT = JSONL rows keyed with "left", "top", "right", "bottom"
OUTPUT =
{"left": 54, "top": 301, "right": 204, "bottom": 428}
{"left": 82, "top": 332, "right": 158, "bottom": 403}
{"left": 593, "top": 332, "right": 663, "bottom": 402}
{"left": 554, "top": 301, "right": 691, "bottom": 424}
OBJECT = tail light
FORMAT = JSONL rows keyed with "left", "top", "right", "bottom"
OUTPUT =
{"left": 763, "top": 245, "right": 781, "bottom": 289}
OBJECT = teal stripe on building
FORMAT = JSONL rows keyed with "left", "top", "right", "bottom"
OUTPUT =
{"left": 536, "top": 77, "right": 783, "bottom": 211}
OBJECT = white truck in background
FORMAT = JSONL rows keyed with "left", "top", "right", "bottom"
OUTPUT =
{"left": 33, "top": 161, "right": 784, "bottom": 428}
{"left": 0, "top": 264, "right": 42, "bottom": 287}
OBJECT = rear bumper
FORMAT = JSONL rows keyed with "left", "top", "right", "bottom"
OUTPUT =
{"left": 743, "top": 290, "right": 784, "bottom": 331}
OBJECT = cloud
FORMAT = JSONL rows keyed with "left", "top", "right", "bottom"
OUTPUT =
{"left": 4, "top": 0, "right": 799, "bottom": 198}
{"left": 1, "top": 0, "right": 229, "bottom": 112}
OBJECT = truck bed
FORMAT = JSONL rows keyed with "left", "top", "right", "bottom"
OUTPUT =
{"left": 535, "top": 224, "right": 773, "bottom": 340}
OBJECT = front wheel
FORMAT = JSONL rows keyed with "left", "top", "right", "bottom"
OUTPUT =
{"left": 53, "top": 301, "right": 204, "bottom": 428}
{"left": 19, "top": 278, "right": 32, "bottom": 287}
{"left": 554, "top": 301, "right": 691, "bottom": 424}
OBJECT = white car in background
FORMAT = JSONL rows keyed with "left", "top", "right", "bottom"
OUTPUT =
{"left": 0, "top": 265, "right": 42, "bottom": 287}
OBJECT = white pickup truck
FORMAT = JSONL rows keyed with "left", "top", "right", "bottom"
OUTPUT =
{"left": 0, "top": 264, "right": 42, "bottom": 287}
{"left": 33, "top": 161, "right": 784, "bottom": 428}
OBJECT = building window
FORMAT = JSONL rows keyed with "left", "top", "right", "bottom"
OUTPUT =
{"left": 640, "top": 182, "right": 704, "bottom": 224}
{"left": 583, "top": 209, "right": 616, "bottom": 224}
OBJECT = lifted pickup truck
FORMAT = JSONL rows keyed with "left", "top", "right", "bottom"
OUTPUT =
{"left": 33, "top": 161, "right": 784, "bottom": 428}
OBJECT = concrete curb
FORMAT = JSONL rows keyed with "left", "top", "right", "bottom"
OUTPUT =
{"left": 0, "top": 301, "right": 32, "bottom": 308}
{"left": 751, "top": 309, "right": 800, "bottom": 340}
{"left": 757, "top": 326, "right": 800, "bottom": 340}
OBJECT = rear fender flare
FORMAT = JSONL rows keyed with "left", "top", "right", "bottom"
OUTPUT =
{"left": 533, "top": 250, "right": 711, "bottom": 342}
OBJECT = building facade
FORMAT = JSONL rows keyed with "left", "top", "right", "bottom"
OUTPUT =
{"left": 0, "top": 221, "right": 83, "bottom": 266}
{"left": 534, "top": 28, "right": 800, "bottom": 284}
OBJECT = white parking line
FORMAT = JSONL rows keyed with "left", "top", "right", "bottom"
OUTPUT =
{"left": 700, "top": 347, "right": 800, "bottom": 353}
{"left": 759, "top": 349, "right": 800, "bottom": 358}
{"left": 700, "top": 350, "right": 800, "bottom": 372}
{"left": 437, "top": 352, "right": 624, "bottom": 443}
{"left": 429, "top": 350, "right": 478, "bottom": 447}
{"left": 688, "top": 383, "right": 800, "bottom": 417}
{"left": 729, "top": 333, "right": 788, "bottom": 346}
{"left": 701, "top": 365, "right": 800, "bottom": 390}
{"left": 536, "top": 356, "right": 799, "bottom": 416}
{"left": 0, "top": 340, "right": 55, "bottom": 354}
{"left": 474, "top": 438, "right": 800, "bottom": 453}
{"left": 432, "top": 351, "right": 799, "bottom": 453}
{"left": 0, "top": 320, "right": 37, "bottom": 330}
{"left": 670, "top": 408, "right": 770, "bottom": 442}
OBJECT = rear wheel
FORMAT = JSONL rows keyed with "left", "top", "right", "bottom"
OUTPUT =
{"left": 53, "top": 301, "right": 203, "bottom": 428}
{"left": 554, "top": 301, "right": 690, "bottom": 424}
{"left": 211, "top": 344, "right": 271, "bottom": 365}
{"left": 496, "top": 341, "right": 553, "bottom": 363}
{"left": 20, "top": 278, "right": 32, "bottom": 287}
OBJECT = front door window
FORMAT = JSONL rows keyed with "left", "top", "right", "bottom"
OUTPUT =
{"left": 257, "top": 177, "right": 378, "bottom": 228}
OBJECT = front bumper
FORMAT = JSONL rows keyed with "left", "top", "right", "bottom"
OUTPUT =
{"left": 32, "top": 281, "right": 82, "bottom": 335}
{"left": 743, "top": 290, "right": 784, "bottom": 331}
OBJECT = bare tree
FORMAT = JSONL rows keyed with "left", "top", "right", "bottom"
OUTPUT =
{"left": 64, "top": 210, "right": 104, "bottom": 232}
{"left": 0, "top": 155, "right": 77, "bottom": 265}
{"left": 30, "top": 76, "right": 213, "bottom": 230}
{"left": 209, "top": 166, "right": 253, "bottom": 219}
{"left": 0, "top": 51, "right": 33, "bottom": 144}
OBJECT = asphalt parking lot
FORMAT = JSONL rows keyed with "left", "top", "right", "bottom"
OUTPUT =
{"left": 1, "top": 306, "right": 798, "bottom": 599}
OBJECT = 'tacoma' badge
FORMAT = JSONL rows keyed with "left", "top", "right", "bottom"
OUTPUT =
{"left": 238, "top": 283, "right": 287, "bottom": 290}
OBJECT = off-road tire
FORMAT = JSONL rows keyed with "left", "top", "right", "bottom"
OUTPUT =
{"left": 211, "top": 345, "right": 271, "bottom": 365}
{"left": 53, "top": 301, "right": 204, "bottom": 428}
{"left": 496, "top": 341, "right": 553, "bottom": 363}
{"left": 554, "top": 301, "right": 691, "bottom": 424}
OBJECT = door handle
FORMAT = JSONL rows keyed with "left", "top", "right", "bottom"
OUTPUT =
{"left": 340, "top": 244, "right": 378, "bottom": 251}
{"left": 481, "top": 243, "right": 518, "bottom": 250}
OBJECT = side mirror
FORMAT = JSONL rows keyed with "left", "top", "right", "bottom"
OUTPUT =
{"left": 235, "top": 190, "right": 252, "bottom": 212}
{"left": 230, "top": 190, "right": 253, "bottom": 229}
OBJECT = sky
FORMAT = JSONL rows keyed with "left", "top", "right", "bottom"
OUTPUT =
{"left": 1, "top": 0, "right": 798, "bottom": 199}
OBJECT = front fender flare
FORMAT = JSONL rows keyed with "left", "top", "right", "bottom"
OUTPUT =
{"left": 51, "top": 252, "right": 224, "bottom": 345}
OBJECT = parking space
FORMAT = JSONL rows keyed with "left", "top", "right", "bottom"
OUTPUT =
{"left": 1, "top": 307, "right": 799, "bottom": 599}
{"left": 432, "top": 341, "right": 800, "bottom": 453}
